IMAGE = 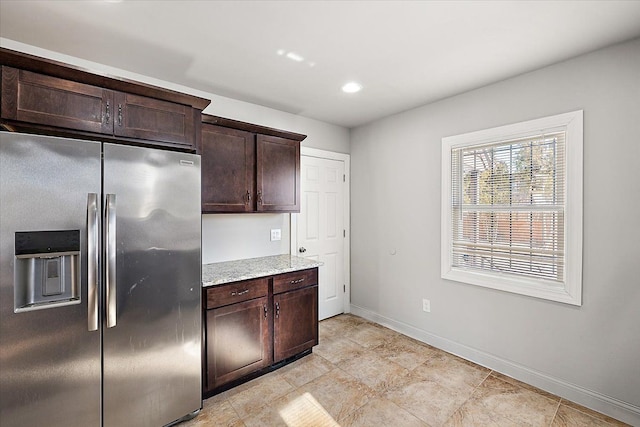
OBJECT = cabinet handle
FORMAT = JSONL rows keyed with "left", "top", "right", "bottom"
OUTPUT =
{"left": 117, "top": 104, "right": 122, "bottom": 126}
{"left": 231, "top": 289, "right": 249, "bottom": 296}
{"left": 245, "top": 190, "right": 251, "bottom": 204}
{"left": 257, "top": 191, "right": 262, "bottom": 204}
{"left": 275, "top": 302, "right": 280, "bottom": 318}
{"left": 290, "top": 278, "right": 305, "bottom": 285}
{"left": 105, "top": 100, "right": 110, "bottom": 124}
{"left": 264, "top": 305, "right": 268, "bottom": 318}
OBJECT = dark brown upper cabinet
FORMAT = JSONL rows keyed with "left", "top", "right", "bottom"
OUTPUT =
{"left": 257, "top": 134, "right": 300, "bottom": 212}
{"left": 199, "top": 114, "right": 306, "bottom": 214}
{"left": 0, "top": 48, "right": 209, "bottom": 152}
{"left": 200, "top": 124, "right": 255, "bottom": 212}
{"left": 112, "top": 92, "right": 195, "bottom": 147}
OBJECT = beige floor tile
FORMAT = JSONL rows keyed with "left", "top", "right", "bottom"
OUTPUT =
{"left": 443, "top": 403, "right": 518, "bottom": 427}
{"left": 372, "top": 334, "right": 439, "bottom": 370}
{"left": 385, "top": 375, "right": 477, "bottom": 426}
{"left": 462, "top": 374, "right": 559, "bottom": 426}
{"left": 296, "top": 368, "right": 376, "bottom": 421}
{"left": 347, "top": 321, "right": 398, "bottom": 349}
{"left": 278, "top": 353, "right": 335, "bottom": 388}
{"left": 323, "top": 313, "right": 369, "bottom": 329}
{"left": 339, "top": 396, "right": 428, "bottom": 427}
{"left": 313, "top": 336, "right": 366, "bottom": 364}
{"left": 194, "top": 314, "right": 626, "bottom": 427}
{"left": 555, "top": 401, "right": 631, "bottom": 427}
{"left": 339, "top": 350, "right": 411, "bottom": 393}
{"left": 241, "top": 390, "right": 341, "bottom": 427}
{"left": 183, "top": 399, "right": 245, "bottom": 427}
{"left": 319, "top": 320, "right": 344, "bottom": 341}
{"left": 551, "top": 404, "right": 619, "bottom": 427}
{"left": 228, "top": 373, "right": 295, "bottom": 418}
{"left": 412, "top": 350, "right": 491, "bottom": 392}
{"left": 319, "top": 315, "right": 363, "bottom": 340}
{"left": 490, "top": 371, "right": 560, "bottom": 402}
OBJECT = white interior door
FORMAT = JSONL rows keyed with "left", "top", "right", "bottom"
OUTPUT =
{"left": 297, "top": 155, "right": 345, "bottom": 320}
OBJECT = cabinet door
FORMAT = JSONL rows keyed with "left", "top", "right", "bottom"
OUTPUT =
{"left": 1, "top": 66, "right": 112, "bottom": 134}
{"left": 113, "top": 92, "right": 195, "bottom": 149}
{"left": 273, "top": 286, "right": 318, "bottom": 363}
{"left": 206, "top": 296, "right": 272, "bottom": 391}
{"left": 256, "top": 135, "right": 300, "bottom": 212}
{"left": 200, "top": 124, "right": 255, "bottom": 212}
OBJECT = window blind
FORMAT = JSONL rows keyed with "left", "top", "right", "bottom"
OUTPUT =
{"left": 450, "top": 131, "right": 566, "bottom": 283}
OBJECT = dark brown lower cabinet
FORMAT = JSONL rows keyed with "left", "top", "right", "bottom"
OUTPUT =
{"left": 274, "top": 286, "right": 318, "bottom": 363}
{"left": 206, "top": 296, "right": 272, "bottom": 390}
{"left": 203, "top": 268, "right": 318, "bottom": 395}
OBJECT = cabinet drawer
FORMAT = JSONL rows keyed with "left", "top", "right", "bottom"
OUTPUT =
{"left": 206, "top": 278, "right": 268, "bottom": 309}
{"left": 273, "top": 268, "right": 317, "bottom": 294}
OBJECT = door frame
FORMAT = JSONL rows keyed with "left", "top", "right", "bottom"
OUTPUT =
{"left": 290, "top": 147, "right": 351, "bottom": 315}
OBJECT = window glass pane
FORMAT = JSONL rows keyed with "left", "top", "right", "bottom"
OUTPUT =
{"left": 451, "top": 132, "right": 565, "bottom": 283}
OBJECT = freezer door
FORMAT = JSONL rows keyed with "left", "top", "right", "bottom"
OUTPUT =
{"left": 102, "top": 143, "right": 202, "bottom": 427}
{"left": 0, "top": 133, "right": 101, "bottom": 426}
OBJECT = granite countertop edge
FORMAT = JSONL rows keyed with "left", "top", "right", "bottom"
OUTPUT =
{"left": 202, "top": 254, "right": 322, "bottom": 287}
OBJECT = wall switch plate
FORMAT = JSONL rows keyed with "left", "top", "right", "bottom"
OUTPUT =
{"left": 270, "top": 229, "right": 282, "bottom": 241}
{"left": 422, "top": 299, "right": 431, "bottom": 313}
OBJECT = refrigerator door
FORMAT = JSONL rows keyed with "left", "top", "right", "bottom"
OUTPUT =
{"left": 0, "top": 133, "right": 101, "bottom": 426}
{"left": 102, "top": 143, "right": 202, "bottom": 427}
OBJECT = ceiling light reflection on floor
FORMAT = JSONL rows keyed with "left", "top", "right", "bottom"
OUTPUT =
{"left": 278, "top": 392, "right": 340, "bottom": 427}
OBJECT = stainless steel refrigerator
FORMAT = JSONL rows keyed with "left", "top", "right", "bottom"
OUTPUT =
{"left": 0, "top": 132, "right": 202, "bottom": 426}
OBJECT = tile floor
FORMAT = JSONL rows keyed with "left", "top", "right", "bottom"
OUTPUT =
{"left": 182, "top": 314, "right": 629, "bottom": 427}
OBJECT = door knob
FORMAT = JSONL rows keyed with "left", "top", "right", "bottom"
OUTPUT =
{"left": 299, "top": 247, "right": 307, "bottom": 253}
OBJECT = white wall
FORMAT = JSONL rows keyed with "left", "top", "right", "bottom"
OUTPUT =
{"left": 0, "top": 38, "right": 350, "bottom": 264}
{"left": 350, "top": 37, "right": 640, "bottom": 423}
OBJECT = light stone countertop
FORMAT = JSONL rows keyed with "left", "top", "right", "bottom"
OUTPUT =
{"left": 202, "top": 254, "right": 322, "bottom": 287}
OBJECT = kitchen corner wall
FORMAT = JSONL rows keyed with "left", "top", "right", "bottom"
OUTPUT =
{"left": 350, "top": 37, "right": 640, "bottom": 423}
{"left": 0, "top": 38, "right": 351, "bottom": 265}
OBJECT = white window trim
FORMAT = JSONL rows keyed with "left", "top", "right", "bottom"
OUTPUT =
{"left": 441, "top": 110, "right": 583, "bottom": 305}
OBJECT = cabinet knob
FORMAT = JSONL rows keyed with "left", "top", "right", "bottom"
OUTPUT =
{"left": 298, "top": 247, "right": 307, "bottom": 253}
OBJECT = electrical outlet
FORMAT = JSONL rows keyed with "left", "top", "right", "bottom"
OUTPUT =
{"left": 422, "top": 299, "right": 431, "bottom": 313}
{"left": 270, "top": 229, "right": 282, "bottom": 241}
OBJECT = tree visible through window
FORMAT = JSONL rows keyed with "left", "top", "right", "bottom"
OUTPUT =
{"left": 452, "top": 133, "right": 565, "bottom": 282}
{"left": 442, "top": 111, "right": 582, "bottom": 305}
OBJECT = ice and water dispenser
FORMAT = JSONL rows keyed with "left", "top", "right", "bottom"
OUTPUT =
{"left": 14, "top": 230, "right": 81, "bottom": 312}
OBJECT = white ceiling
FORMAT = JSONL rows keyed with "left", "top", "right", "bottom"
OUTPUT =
{"left": 2, "top": 1, "right": 640, "bottom": 128}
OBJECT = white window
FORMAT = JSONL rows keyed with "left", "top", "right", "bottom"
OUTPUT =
{"left": 441, "top": 111, "right": 583, "bottom": 305}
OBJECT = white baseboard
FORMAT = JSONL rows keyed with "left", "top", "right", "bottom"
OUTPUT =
{"left": 350, "top": 304, "right": 640, "bottom": 426}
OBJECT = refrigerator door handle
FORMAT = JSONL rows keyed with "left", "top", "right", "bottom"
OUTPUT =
{"left": 87, "top": 193, "right": 99, "bottom": 332}
{"left": 105, "top": 193, "right": 117, "bottom": 328}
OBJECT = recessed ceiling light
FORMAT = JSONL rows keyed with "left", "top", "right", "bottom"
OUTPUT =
{"left": 285, "top": 52, "right": 304, "bottom": 62}
{"left": 341, "top": 82, "right": 363, "bottom": 93}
